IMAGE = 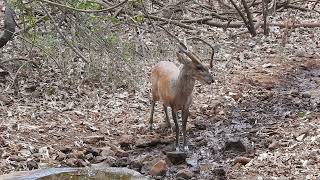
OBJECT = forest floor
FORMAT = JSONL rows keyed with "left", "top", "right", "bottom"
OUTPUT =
{"left": 1, "top": 4, "right": 320, "bottom": 179}
{"left": 1, "top": 51, "right": 319, "bottom": 179}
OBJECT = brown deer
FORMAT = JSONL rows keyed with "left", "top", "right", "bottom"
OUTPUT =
{"left": 149, "top": 44, "right": 214, "bottom": 151}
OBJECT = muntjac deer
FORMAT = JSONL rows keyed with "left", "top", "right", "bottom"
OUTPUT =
{"left": 149, "top": 44, "right": 214, "bottom": 151}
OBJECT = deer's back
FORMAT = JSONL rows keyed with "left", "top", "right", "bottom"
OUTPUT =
{"left": 151, "top": 61, "right": 179, "bottom": 106}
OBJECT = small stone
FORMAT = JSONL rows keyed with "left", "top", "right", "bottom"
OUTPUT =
{"left": 166, "top": 151, "right": 187, "bottom": 165}
{"left": 100, "top": 147, "right": 114, "bottom": 157}
{"left": 27, "top": 160, "right": 38, "bottom": 170}
{"left": 302, "top": 92, "right": 311, "bottom": 98}
{"left": 60, "top": 146, "right": 73, "bottom": 154}
{"left": 85, "top": 147, "right": 100, "bottom": 156}
{"left": 83, "top": 135, "right": 105, "bottom": 144}
{"left": 111, "top": 157, "right": 130, "bottom": 167}
{"left": 85, "top": 153, "right": 94, "bottom": 161}
{"left": 110, "top": 145, "right": 129, "bottom": 158}
{"left": 56, "top": 152, "right": 66, "bottom": 161}
{"left": 296, "top": 134, "right": 306, "bottom": 141}
{"left": 224, "top": 139, "right": 247, "bottom": 152}
{"left": 194, "top": 121, "right": 206, "bottom": 130}
{"left": 95, "top": 156, "right": 106, "bottom": 163}
{"left": 38, "top": 128, "right": 45, "bottom": 133}
{"left": 65, "top": 158, "right": 77, "bottom": 167}
{"left": 268, "top": 140, "right": 279, "bottom": 150}
{"left": 176, "top": 168, "right": 194, "bottom": 179}
{"left": 186, "top": 157, "right": 198, "bottom": 167}
{"left": 119, "top": 135, "right": 133, "bottom": 148}
{"left": 212, "top": 166, "right": 227, "bottom": 179}
{"left": 73, "top": 150, "right": 85, "bottom": 159}
{"left": 74, "top": 159, "right": 88, "bottom": 167}
{"left": 149, "top": 160, "right": 167, "bottom": 176}
{"left": 233, "top": 156, "right": 251, "bottom": 165}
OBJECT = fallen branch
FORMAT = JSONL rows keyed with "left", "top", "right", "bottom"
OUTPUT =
{"left": 146, "top": 14, "right": 205, "bottom": 32}
{"left": 203, "top": 19, "right": 320, "bottom": 29}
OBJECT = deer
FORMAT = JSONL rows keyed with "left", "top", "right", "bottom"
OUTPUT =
{"left": 149, "top": 43, "right": 214, "bottom": 151}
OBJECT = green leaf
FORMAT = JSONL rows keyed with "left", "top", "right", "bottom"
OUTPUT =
{"left": 134, "top": 14, "right": 145, "bottom": 23}
{"left": 298, "top": 111, "right": 311, "bottom": 119}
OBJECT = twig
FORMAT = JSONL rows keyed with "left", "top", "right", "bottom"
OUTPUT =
{"left": 0, "top": 57, "right": 38, "bottom": 66}
{"left": 37, "top": 0, "right": 128, "bottom": 13}
{"left": 4, "top": 60, "right": 30, "bottom": 92}
{"left": 44, "top": 8, "right": 90, "bottom": 63}
{"left": 146, "top": 14, "right": 205, "bottom": 32}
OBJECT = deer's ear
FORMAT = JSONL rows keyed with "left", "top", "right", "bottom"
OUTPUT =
{"left": 176, "top": 52, "right": 190, "bottom": 65}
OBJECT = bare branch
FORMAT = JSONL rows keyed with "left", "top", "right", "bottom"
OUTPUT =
{"left": 37, "top": 0, "right": 128, "bottom": 13}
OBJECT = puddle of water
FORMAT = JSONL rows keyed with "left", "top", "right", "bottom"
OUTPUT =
{"left": 40, "top": 170, "right": 134, "bottom": 180}
{"left": 0, "top": 167, "right": 148, "bottom": 180}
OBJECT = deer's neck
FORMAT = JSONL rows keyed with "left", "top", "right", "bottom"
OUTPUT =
{"left": 175, "top": 65, "right": 195, "bottom": 100}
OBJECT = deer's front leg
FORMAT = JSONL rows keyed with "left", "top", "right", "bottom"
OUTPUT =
{"left": 182, "top": 108, "right": 189, "bottom": 151}
{"left": 149, "top": 101, "right": 156, "bottom": 131}
{"left": 171, "top": 109, "right": 179, "bottom": 151}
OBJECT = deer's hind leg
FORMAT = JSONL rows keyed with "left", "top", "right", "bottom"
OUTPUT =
{"left": 163, "top": 105, "right": 171, "bottom": 128}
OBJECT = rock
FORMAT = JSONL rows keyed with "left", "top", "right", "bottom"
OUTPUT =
{"left": 56, "top": 151, "right": 66, "bottom": 161}
{"left": 60, "top": 146, "right": 73, "bottom": 154}
{"left": 149, "top": 160, "right": 167, "bottom": 176}
{"left": 100, "top": 147, "right": 114, "bottom": 157}
{"left": 176, "top": 168, "right": 194, "bottom": 179}
{"left": 112, "top": 157, "right": 131, "bottom": 167}
{"left": 85, "top": 147, "right": 100, "bottom": 156}
{"left": 65, "top": 158, "right": 77, "bottom": 167}
{"left": 296, "top": 134, "right": 306, "bottom": 141}
{"left": 268, "top": 140, "right": 279, "bottom": 150}
{"left": 186, "top": 157, "right": 198, "bottom": 167}
{"left": 95, "top": 156, "right": 106, "bottom": 163}
{"left": 166, "top": 151, "right": 187, "bottom": 165}
{"left": 224, "top": 139, "right": 247, "bottom": 152}
{"left": 85, "top": 153, "right": 94, "bottom": 161}
{"left": 8, "top": 155, "right": 27, "bottom": 162}
{"left": 74, "top": 159, "right": 88, "bottom": 167}
{"left": 233, "top": 156, "right": 251, "bottom": 165}
{"left": 27, "top": 160, "right": 38, "bottom": 170}
{"left": 212, "top": 166, "right": 227, "bottom": 179}
{"left": 194, "top": 121, "right": 206, "bottom": 130}
{"left": 0, "top": 94, "right": 12, "bottom": 105}
{"left": 83, "top": 135, "right": 105, "bottom": 144}
{"left": 110, "top": 145, "right": 129, "bottom": 158}
{"left": 119, "top": 135, "right": 133, "bottom": 149}
{"left": 73, "top": 150, "right": 85, "bottom": 159}
{"left": 0, "top": 167, "right": 148, "bottom": 180}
